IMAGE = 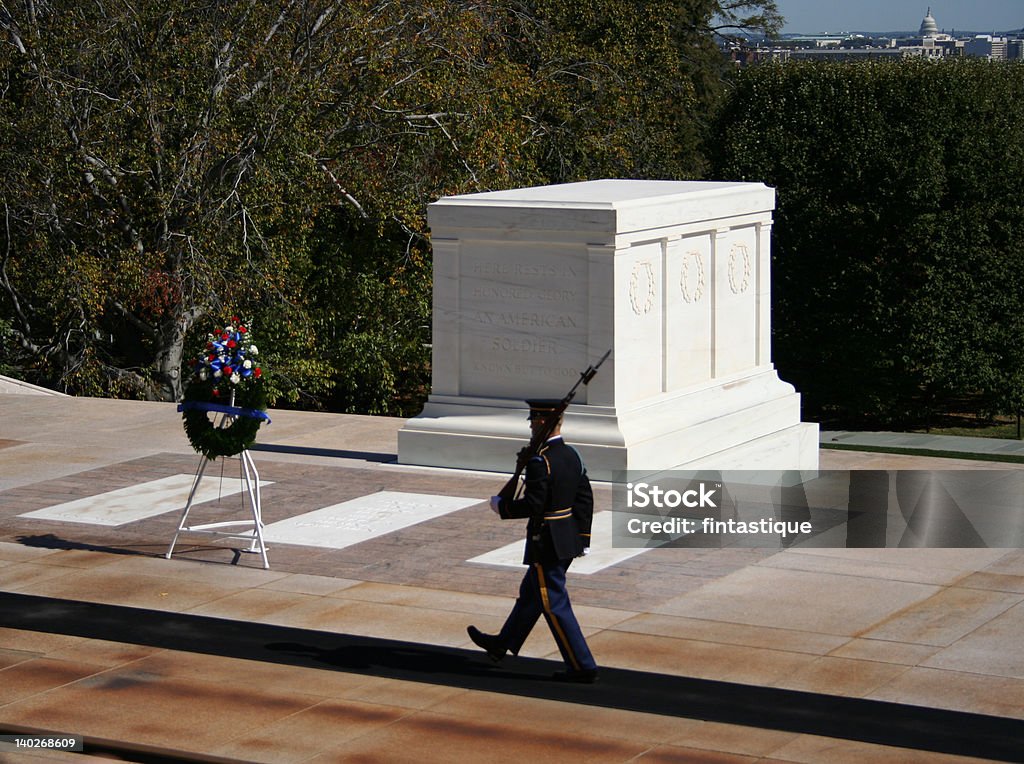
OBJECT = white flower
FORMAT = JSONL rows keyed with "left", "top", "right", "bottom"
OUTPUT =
{"left": 213, "top": 370, "right": 222, "bottom": 378}
{"left": 225, "top": 325, "right": 234, "bottom": 333}
{"left": 243, "top": 360, "right": 252, "bottom": 369}
{"left": 249, "top": 345, "right": 259, "bottom": 355}
{"left": 198, "top": 369, "right": 208, "bottom": 381}
{"left": 230, "top": 372, "right": 241, "bottom": 384}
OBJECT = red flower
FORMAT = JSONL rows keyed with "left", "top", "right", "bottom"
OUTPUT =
{"left": 239, "top": 326, "right": 247, "bottom": 334}
{"left": 254, "top": 368, "right": 262, "bottom": 378}
{"left": 231, "top": 316, "right": 240, "bottom": 324}
{"left": 221, "top": 332, "right": 229, "bottom": 340}
{"left": 207, "top": 354, "right": 216, "bottom": 361}
{"left": 212, "top": 388, "right": 220, "bottom": 397}
{"left": 224, "top": 366, "right": 233, "bottom": 375}
{"left": 227, "top": 339, "right": 236, "bottom": 348}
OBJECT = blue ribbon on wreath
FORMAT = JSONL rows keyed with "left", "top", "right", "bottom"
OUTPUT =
{"left": 177, "top": 400, "right": 272, "bottom": 423}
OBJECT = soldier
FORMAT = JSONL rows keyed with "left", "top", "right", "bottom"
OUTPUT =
{"left": 467, "top": 399, "right": 598, "bottom": 683}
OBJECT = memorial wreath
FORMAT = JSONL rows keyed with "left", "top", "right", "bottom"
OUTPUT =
{"left": 179, "top": 318, "right": 270, "bottom": 460}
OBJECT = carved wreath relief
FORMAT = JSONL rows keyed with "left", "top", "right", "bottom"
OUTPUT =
{"left": 629, "top": 260, "right": 656, "bottom": 315}
{"left": 728, "top": 243, "right": 752, "bottom": 294}
{"left": 679, "top": 250, "right": 706, "bottom": 304}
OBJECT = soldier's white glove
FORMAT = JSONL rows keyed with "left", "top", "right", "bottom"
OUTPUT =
{"left": 489, "top": 496, "right": 502, "bottom": 515}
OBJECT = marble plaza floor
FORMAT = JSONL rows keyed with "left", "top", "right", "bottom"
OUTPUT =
{"left": 1, "top": 393, "right": 1024, "bottom": 763}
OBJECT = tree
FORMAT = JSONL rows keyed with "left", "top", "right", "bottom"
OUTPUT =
{"left": 499, "top": 0, "right": 782, "bottom": 182}
{"left": 0, "top": 0, "right": 780, "bottom": 411}
{"left": 707, "top": 0, "right": 781, "bottom": 40}
{"left": 0, "top": 0, "right": 345, "bottom": 400}
{"left": 0, "top": 316, "right": 14, "bottom": 377}
{"left": 711, "top": 59, "right": 1024, "bottom": 426}
{"left": 0, "top": 0, "right": 539, "bottom": 403}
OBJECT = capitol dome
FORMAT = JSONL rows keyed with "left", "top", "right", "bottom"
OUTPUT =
{"left": 920, "top": 7, "right": 939, "bottom": 36}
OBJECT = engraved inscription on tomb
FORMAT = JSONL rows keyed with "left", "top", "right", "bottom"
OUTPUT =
{"left": 473, "top": 311, "right": 578, "bottom": 330}
{"left": 460, "top": 254, "right": 586, "bottom": 389}
{"left": 470, "top": 262, "right": 580, "bottom": 279}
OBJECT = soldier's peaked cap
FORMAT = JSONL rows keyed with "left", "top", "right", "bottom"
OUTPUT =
{"left": 526, "top": 399, "right": 563, "bottom": 417}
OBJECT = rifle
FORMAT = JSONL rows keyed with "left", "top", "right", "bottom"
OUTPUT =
{"left": 497, "top": 349, "right": 611, "bottom": 504}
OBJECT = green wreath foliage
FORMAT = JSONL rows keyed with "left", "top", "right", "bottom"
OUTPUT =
{"left": 182, "top": 381, "right": 268, "bottom": 460}
{"left": 180, "top": 318, "right": 268, "bottom": 460}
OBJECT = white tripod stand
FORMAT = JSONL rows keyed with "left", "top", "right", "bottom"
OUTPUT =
{"left": 166, "top": 399, "right": 269, "bottom": 569}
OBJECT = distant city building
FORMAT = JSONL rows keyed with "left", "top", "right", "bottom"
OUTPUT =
{"left": 933, "top": 38, "right": 965, "bottom": 57}
{"left": 963, "top": 35, "right": 1008, "bottom": 60}
{"left": 789, "top": 47, "right": 922, "bottom": 62}
{"left": 919, "top": 8, "right": 939, "bottom": 37}
{"left": 896, "top": 8, "right": 963, "bottom": 57}
{"left": 726, "top": 7, "right": 1021, "bottom": 66}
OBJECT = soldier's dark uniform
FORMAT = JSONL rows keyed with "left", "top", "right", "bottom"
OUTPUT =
{"left": 469, "top": 400, "right": 598, "bottom": 681}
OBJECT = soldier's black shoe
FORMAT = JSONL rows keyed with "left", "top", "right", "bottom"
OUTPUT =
{"left": 552, "top": 668, "right": 599, "bottom": 684}
{"left": 467, "top": 626, "right": 506, "bottom": 663}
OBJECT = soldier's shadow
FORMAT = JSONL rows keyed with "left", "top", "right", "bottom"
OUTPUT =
{"left": 265, "top": 640, "right": 543, "bottom": 683}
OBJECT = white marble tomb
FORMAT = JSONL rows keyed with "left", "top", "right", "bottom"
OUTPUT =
{"left": 397, "top": 179, "right": 818, "bottom": 479}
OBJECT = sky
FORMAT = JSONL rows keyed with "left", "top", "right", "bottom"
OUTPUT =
{"left": 775, "top": 0, "right": 1024, "bottom": 34}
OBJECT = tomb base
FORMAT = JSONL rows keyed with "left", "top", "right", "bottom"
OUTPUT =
{"left": 398, "top": 366, "right": 818, "bottom": 481}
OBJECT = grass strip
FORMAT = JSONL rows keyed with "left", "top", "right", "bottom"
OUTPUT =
{"left": 821, "top": 442, "right": 1024, "bottom": 465}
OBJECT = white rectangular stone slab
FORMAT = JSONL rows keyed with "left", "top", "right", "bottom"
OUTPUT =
{"left": 260, "top": 491, "right": 480, "bottom": 550}
{"left": 466, "top": 511, "right": 648, "bottom": 574}
{"left": 18, "top": 474, "right": 272, "bottom": 527}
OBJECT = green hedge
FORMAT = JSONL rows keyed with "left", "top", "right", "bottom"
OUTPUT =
{"left": 711, "top": 59, "right": 1024, "bottom": 426}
